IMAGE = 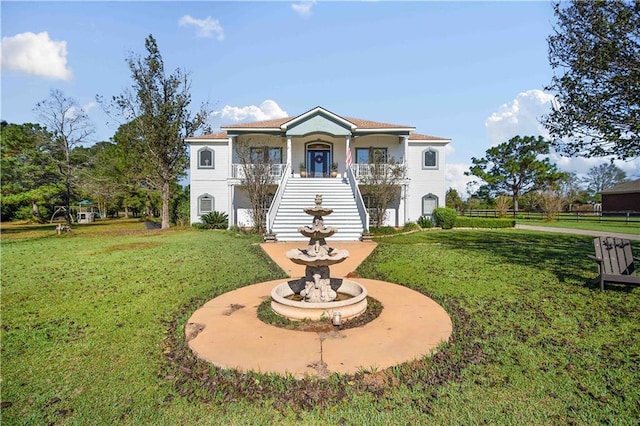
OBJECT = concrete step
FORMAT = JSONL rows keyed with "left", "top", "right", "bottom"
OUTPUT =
{"left": 270, "top": 177, "right": 364, "bottom": 241}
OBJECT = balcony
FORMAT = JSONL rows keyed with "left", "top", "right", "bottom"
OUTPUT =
{"left": 231, "top": 164, "right": 287, "bottom": 179}
{"left": 350, "top": 163, "right": 407, "bottom": 182}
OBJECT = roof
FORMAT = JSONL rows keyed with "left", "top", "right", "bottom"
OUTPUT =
{"left": 409, "top": 133, "right": 450, "bottom": 141}
{"left": 600, "top": 179, "right": 640, "bottom": 195}
{"left": 185, "top": 106, "right": 449, "bottom": 141}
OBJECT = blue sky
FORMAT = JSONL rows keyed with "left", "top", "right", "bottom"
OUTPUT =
{"left": 2, "top": 1, "right": 638, "bottom": 194}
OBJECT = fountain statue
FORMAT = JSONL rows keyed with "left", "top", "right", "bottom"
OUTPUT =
{"left": 271, "top": 195, "right": 367, "bottom": 322}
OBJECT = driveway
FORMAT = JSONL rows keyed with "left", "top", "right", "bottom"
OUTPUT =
{"left": 515, "top": 224, "right": 639, "bottom": 241}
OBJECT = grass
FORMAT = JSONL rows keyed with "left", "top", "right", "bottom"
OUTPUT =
{"left": 2, "top": 221, "right": 639, "bottom": 424}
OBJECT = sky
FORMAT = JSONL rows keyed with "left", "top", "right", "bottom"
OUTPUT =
{"left": 2, "top": 0, "right": 639, "bottom": 196}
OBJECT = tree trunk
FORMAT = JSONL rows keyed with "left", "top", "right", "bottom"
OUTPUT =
{"left": 161, "top": 179, "right": 170, "bottom": 229}
{"left": 32, "top": 202, "right": 41, "bottom": 222}
{"left": 64, "top": 181, "right": 72, "bottom": 228}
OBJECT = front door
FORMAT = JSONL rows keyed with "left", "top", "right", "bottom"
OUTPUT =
{"left": 307, "top": 148, "right": 330, "bottom": 177}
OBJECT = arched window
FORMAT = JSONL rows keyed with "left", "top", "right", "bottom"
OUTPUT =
{"left": 198, "top": 194, "right": 214, "bottom": 215}
{"left": 198, "top": 148, "right": 215, "bottom": 169}
{"left": 422, "top": 148, "right": 438, "bottom": 169}
{"left": 422, "top": 194, "right": 438, "bottom": 216}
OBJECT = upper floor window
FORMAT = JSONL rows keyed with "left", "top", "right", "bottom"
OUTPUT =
{"left": 356, "top": 147, "right": 388, "bottom": 163}
{"left": 198, "top": 148, "right": 215, "bottom": 169}
{"left": 198, "top": 194, "right": 214, "bottom": 214}
{"left": 250, "top": 147, "right": 282, "bottom": 164}
{"left": 422, "top": 148, "right": 438, "bottom": 169}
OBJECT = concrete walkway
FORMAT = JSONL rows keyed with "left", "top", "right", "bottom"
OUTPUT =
{"left": 185, "top": 241, "right": 453, "bottom": 377}
{"left": 260, "top": 241, "right": 379, "bottom": 278}
{"left": 515, "top": 224, "right": 640, "bottom": 241}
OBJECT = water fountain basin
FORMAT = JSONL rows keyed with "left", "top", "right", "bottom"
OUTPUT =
{"left": 285, "top": 248, "right": 349, "bottom": 267}
{"left": 271, "top": 279, "right": 368, "bottom": 321}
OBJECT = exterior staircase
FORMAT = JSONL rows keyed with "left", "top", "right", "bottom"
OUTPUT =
{"left": 270, "top": 177, "right": 364, "bottom": 241}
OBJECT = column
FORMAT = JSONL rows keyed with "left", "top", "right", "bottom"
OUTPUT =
{"left": 345, "top": 135, "right": 352, "bottom": 171}
{"left": 286, "top": 136, "right": 292, "bottom": 170}
{"left": 228, "top": 136, "right": 234, "bottom": 177}
{"left": 402, "top": 135, "right": 409, "bottom": 167}
{"left": 228, "top": 183, "right": 234, "bottom": 229}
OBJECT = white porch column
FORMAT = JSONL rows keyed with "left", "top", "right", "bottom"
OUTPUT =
{"left": 286, "top": 136, "right": 292, "bottom": 168}
{"left": 228, "top": 183, "right": 235, "bottom": 228}
{"left": 402, "top": 135, "right": 409, "bottom": 167}
{"left": 228, "top": 135, "right": 234, "bottom": 176}
{"left": 345, "top": 135, "right": 351, "bottom": 171}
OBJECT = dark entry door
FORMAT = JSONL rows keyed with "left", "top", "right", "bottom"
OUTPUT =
{"left": 307, "top": 149, "right": 330, "bottom": 177}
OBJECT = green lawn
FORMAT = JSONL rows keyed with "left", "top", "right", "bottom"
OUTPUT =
{"left": 2, "top": 222, "right": 639, "bottom": 424}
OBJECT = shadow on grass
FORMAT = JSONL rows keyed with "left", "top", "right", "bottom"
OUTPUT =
{"left": 376, "top": 230, "right": 640, "bottom": 290}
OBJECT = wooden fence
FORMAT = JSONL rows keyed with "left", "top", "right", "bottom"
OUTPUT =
{"left": 462, "top": 210, "right": 640, "bottom": 225}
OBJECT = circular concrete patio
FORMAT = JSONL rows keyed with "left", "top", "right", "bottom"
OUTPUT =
{"left": 186, "top": 278, "right": 452, "bottom": 378}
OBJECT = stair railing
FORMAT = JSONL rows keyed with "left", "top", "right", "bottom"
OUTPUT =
{"left": 346, "top": 165, "right": 370, "bottom": 232}
{"left": 266, "top": 163, "right": 291, "bottom": 233}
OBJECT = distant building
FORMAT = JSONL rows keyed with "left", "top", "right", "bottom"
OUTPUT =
{"left": 185, "top": 106, "right": 451, "bottom": 240}
{"left": 600, "top": 179, "right": 640, "bottom": 213}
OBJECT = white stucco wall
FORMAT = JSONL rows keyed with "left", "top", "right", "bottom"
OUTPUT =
{"left": 405, "top": 141, "right": 448, "bottom": 223}
{"left": 189, "top": 141, "right": 230, "bottom": 224}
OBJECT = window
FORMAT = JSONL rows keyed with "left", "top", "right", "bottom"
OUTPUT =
{"left": 250, "top": 147, "right": 282, "bottom": 164}
{"left": 422, "top": 148, "right": 438, "bottom": 169}
{"left": 356, "top": 147, "right": 388, "bottom": 163}
{"left": 422, "top": 194, "right": 438, "bottom": 216}
{"left": 198, "top": 148, "right": 215, "bottom": 169}
{"left": 198, "top": 194, "right": 214, "bottom": 215}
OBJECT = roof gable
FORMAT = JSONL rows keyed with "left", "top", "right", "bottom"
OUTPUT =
{"left": 284, "top": 107, "right": 353, "bottom": 136}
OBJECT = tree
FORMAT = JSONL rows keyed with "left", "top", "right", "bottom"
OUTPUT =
{"left": 466, "top": 135, "right": 565, "bottom": 211}
{"left": 558, "top": 171, "right": 589, "bottom": 209}
{"left": 0, "top": 121, "right": 61, "bottom": 221}
{"left": 35, "top": 89, "right": 94, "bottom": 227}
{"left": 543, "top": 1, "right": 640, "bottom": 159}
{"left": 109, "top": 34, "right": 211, "bottom": 229}
{"left": 445, "top": 188, "right": 464, "bottom": 211}
{"left": 583, "top": 162, "right": 627, "bottom": 201}
{"left": 360, "top": 156, "right": 406, "bottom": 228}
{"left": 234, "top": 139, "right": 277, "bottom": 234}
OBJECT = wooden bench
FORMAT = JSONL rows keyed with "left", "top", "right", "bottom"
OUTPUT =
{"left": 588, "top": 237, "right": 640, "bottom": 291}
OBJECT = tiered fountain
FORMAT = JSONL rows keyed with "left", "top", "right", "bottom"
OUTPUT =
{"left": 270, "top": 195, "right": 368, "bottom": 323}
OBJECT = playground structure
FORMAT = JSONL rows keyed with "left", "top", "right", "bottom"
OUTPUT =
{"left": 50, "top": 200, "right": 101, "bottom": 224}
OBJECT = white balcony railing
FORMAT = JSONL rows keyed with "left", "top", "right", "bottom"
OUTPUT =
{"left": 231, "top": 163, "right": 286, "bottom": 179}
{"left": 351, "top": 163, "right": 407, "bottom": 181}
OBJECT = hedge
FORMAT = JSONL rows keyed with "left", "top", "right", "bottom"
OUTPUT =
{"left": 454, "top": 216, "right": 515, "bottom": 229}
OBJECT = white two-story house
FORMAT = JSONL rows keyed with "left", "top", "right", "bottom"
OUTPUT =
{"left": 186, "top": 106, "right": 450, "bottom": 241}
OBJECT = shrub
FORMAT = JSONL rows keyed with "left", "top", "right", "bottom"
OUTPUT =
{"left": 454, "top": 216, "right": 515, "bottom": 228}
{"left": 417, "top": 216, "right": 433, "bottom": 228}
{"left": 402, "top": 222, "right": 421, "bottom": 232}
{"left": 194, "top": 211, "right": 229, "bottom": 230}
{"left": 432, "top": 207, "right": 457, "bottom": 229}
{"left": 369, "top": 226, "right": 397, "bottom": 236}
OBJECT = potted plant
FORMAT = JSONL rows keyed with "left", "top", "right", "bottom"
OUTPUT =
{"left": 330, "top": 162, "right": 338, "bottom": 178}
{"left": 299, "top": 162, "right": 307, "bottom": 178}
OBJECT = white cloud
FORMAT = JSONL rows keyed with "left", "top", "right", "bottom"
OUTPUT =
{"left": 1, "top": 31, "right": 72, "bottom": 80}
{"left": 82, "top": 101, "right": 97, "bottom": 113}
{"left": 485, "top": 89, "right": 640, "bottom": 178}
{"left": 213, "top": 100, "right": 288, "bottom": 123}
{"left": 291, "top": 1, "right": 316, "bottom": 17}
{"left": 179, "top": 15, "right": 224, "bottom": 40}
{"left": 485, "top": 89, "right": 555, "bottom": 146}
{"left": 446, "top": 162, "right": 481, "bottom": 199}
